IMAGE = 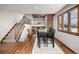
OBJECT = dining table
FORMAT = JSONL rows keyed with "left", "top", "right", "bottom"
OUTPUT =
{"left": 37, "top": 29, "right": 55, "bottom": 48}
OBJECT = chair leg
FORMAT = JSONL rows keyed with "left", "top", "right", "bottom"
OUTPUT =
{"left": 37, "top": 38, "right": 40, "bottom": 48}
{"left": 53, "top": 42, "right": 54, "bottom": 48}
{"left": 38, "top": 38, "right": 40, "bottom": 48}
{"left": 50, "top": 38, "right": 54, "bottom": 48}
{"left": 37, "top": 40, "right": 39, "bottom": 47}
{"left": 44, "top": 37, "right": 48, "bottom": 47}
{"left": 52, "top": 38, "right": 54, "bottom": 48}
{"left": 43, "top": 37, "right": 46, "bottom": 47}
{"left": 46, "top": 37, "right": 48, "bottom": 47}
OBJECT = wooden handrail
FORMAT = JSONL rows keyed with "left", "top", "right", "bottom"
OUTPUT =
{"left": 16, "top": 25, "right": 25, "bottom": 42}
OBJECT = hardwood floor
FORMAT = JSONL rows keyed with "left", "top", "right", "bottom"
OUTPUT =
{"left": 0, "top": 37, "right": 76, "bottom": 54}
{"left": 54, "top": 39, "right": 76, "bottom": 54}
{"left": 0, "top": 37, "right": 35, "bottom": 54}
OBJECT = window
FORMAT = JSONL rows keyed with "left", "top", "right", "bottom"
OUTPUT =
{"left": 63, "top": 13, "right": 68, "bottom": 31}
{"left": 58, "top": 16, "right": 62, "bottom": 30}
{"left": 58, "top": 5, "right": 79, "bottom": 36}
{"left": 70, "top": 8, "right": 78, "bottom": 33}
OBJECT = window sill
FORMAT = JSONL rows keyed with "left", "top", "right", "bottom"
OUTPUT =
{"left": 58, "top": 30, "right": 79, "bottom": 36}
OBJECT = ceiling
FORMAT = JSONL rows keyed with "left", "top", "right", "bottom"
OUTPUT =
{"left": 0, "top": 4, "right": 67, "bottom": 14}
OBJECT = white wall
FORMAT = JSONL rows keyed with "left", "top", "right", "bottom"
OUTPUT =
{"left": 0, "top": 10, "right": 23, "bottom": 42}
{"left": 19, "top": 24, "right": 30, "bottom": 42}
{"left": 54, "top": 4, "right": 79, "bottom": 53}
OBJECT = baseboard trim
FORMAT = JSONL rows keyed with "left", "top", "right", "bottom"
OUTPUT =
{"left": 55, "top": 37, "right": 77, "bottom": 54}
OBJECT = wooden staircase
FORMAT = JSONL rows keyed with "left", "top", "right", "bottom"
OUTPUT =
{"left": 1, "top": 16, "right": 26, "bottom": 43}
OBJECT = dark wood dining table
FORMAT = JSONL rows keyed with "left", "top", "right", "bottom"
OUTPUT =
{"left": 37, "top": 30, "right": 55, "bottom": 48}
